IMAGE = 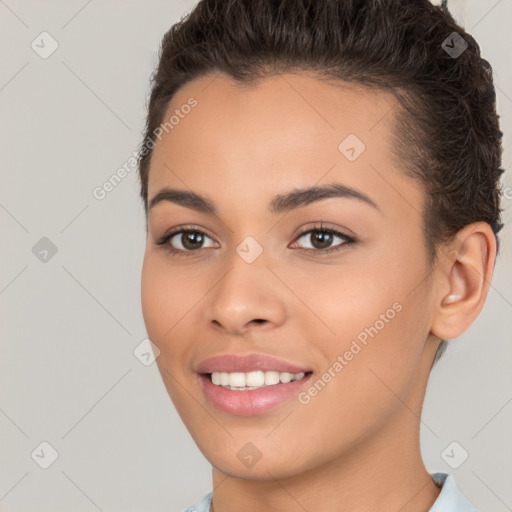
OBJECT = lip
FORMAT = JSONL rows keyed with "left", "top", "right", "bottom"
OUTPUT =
{"left": 196, "top": 353, "right": 312, "bottom": 374}
{"left": 200, "top": 372, "right": 313, "bottom": 416}
{"left": 196, "top": 353, "right": 313, "bottom": 416}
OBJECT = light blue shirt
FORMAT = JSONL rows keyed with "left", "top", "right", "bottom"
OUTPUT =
{"left": 181, "top": 473, "right": 479, "bottom": 512}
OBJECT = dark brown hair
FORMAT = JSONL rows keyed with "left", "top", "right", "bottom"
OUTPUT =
{"left": 137, "top": 0, "right": 504, "bottom": 363}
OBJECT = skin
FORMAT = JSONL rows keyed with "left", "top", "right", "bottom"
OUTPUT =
{"left": 141, "top": 71, "right": 496, "bottom": 512}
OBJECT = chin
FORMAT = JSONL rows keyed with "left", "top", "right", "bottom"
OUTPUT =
{"left": 210, "top": 455, "right": 308, "bottom": 481}
{"left": 193, "top": 436, "right": 317, "bottom": 480}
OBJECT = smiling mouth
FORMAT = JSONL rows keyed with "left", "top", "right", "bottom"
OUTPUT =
{"left": 205, "top": 370, "right": 314, "bottom": 391}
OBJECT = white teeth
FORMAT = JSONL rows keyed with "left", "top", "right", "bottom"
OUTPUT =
{"left": 279, "top": 372, "right": 292, "bottom": 383}
{"left": 264, "top": 371, "right": 280, "bottom": 385}
{"left": 246, "top": 371, "right": 265, "bottom": 387}
{"left": 228, "top": 372, "right": 246, "bottom": 387}
{"left": 210, "top": 370, "right": 307, "bottom": 390}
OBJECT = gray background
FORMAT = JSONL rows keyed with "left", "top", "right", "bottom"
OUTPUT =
{"left": 0, "top": 1, "right": 511, "bottom": 511}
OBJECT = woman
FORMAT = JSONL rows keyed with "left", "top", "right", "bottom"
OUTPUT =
{"left": 137, "top": 0, "right": 504, "bottom": 510}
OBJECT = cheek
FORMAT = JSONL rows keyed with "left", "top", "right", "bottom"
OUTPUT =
{"left": 141, "top": 253, "right": 196, "bottom": 342}
{"left": 141, "top": 256, "right": 190, "bottom": 391}
{"left": 141, "top": 255, "right": 166, "bottom": 339}
{"left": 140, "top": 252, "right": 216, "bottom": 407}
{"left": 300, "top": 243, "right": 431, "bottom": 404}
{"left": 291, "top": 258, "right": 403, "bottom": 349}
{"left": 141, "top": 255, "right": 199, "bottom": 411}
{"left": 291, "top": 300, "right": 428, "bottom": 465}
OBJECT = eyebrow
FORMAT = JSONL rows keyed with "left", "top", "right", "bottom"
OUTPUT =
{"left": 148, "top": 183, "right": 379, "bottom": 214}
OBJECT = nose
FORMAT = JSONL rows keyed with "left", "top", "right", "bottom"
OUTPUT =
{"left": 205, "top": 256, "right": 287, "bottom": 336}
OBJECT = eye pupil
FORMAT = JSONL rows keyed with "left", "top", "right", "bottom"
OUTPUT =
{"left": 182, "top": 231, "right": 204, "bottom": 250}
{"left": 311, "top": 231, "right": 333, "bottom": 249}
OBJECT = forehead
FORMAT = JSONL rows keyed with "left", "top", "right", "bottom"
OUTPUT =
{"left": 147, "top": 71, "right": 420, "bottom": 216}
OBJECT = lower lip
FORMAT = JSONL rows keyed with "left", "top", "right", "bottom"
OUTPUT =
{"left": 200, "top": 373, "right": 313, "bottom": 416}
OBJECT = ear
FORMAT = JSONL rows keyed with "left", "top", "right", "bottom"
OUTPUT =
{"left": 430, "top": 222, "right": 497, "bottom": 341}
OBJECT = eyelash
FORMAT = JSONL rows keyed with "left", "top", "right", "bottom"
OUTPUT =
{"left": 155, "top": 224, "right": 356, "bottom": 257}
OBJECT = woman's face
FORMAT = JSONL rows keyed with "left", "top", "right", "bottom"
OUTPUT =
{"left": 141, "top": 71, "right": 440, "bottom": 479}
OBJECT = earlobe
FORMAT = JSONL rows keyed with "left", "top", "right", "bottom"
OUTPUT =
{"left": 430, "top": 222, "right": 497, "bottom": 341}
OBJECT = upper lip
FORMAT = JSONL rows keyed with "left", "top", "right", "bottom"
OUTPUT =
{"left": 196, "top": 353, "right": 312, "bottom": 374}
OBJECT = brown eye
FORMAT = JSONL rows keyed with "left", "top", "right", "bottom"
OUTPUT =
{"left": 168, "top": 230, "right": 216, "bottom": 251}
{"left": 156, "top": 228, "right": 218, "bottom": 256}
{"left": 176, "top": 231, "right": 207, "bottom": 250}
{"left": 307, "top": 231, "right": 334, "bottom": 250}
{"left": 292, "top": 227, "right": 356, "bottom": 254}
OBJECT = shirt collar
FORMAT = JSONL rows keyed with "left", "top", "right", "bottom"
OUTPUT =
{"left": 186, "top": 472, "right": 480, "bottom": 512}
{"left": 428, "top": 472, "right": 480, "bottom": 511}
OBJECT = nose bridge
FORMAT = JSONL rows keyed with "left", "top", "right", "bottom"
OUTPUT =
{"left": 204, "top": 238, "right": 286, "bottom": 333}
